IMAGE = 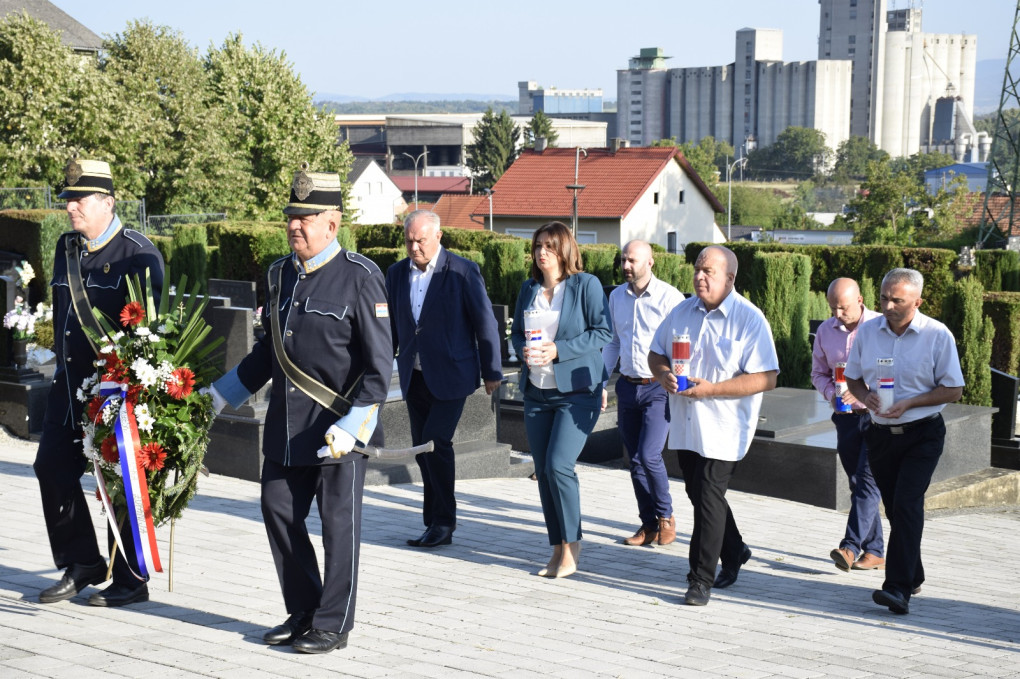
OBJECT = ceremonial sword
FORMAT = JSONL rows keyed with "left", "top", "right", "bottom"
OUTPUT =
{"left": 325, "top": 435, "right": 435, "bottom": 460}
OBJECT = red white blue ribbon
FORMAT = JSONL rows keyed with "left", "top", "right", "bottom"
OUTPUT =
{"left": 93, "top": 377, "right": 162, "bottom": 580}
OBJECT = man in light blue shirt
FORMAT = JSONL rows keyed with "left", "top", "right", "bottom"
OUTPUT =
{"left": 603, "top": 241, "right": 684, "bottom": 547}
{"left": 845, "top": 268, "right": 964, "bottom": 615}
{"left": 649, "top": 246, "right": 779, "bottom": 606}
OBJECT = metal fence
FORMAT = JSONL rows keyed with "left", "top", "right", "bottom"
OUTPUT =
{"left": 0, "top": 187, "right": 54, "bottom": 210}
{"left": 144, "top": 213, "right": 227, "bottom": 237}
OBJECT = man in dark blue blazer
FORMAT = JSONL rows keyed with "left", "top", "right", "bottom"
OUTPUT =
{"left": 386, "top": 210, "right": 503, "bottom": 548}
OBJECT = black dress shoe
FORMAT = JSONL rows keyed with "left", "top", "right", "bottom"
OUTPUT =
{"left": 263, "top": 611, "right": 314, "bottom": 645}
{"left": 872, "top": 588, "right": 909, "bottom": 614}
{"left": 413, "top": 524, "right": 453, "bottom": 548}
{"left": 684, "top": 581, "right": 711, "bottom": 606}
{"left": 39, "top": 561, "right": 109, "bottom": 603}
{"left": 88, "top": 582, "right": 149, "bottom": 607}
{"left": 292, "top": 629, "right": 349, "bottom": 654}
{"left": 407, "top": 528, "right": 431, "bottom": 547}
{"left": 714, "top": 545, "right": 752, "bottom": 589}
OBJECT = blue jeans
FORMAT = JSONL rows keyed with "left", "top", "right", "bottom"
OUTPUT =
{"left": 616, "top": 379, "right": 673, "bottom": 526}
{"left": 524, "top": 383, "right": 601, "bottom": 545}
{"left": 832, "top": 412, "right": 884, "bottom": 558}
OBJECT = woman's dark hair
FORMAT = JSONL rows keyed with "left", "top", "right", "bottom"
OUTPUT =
{"left": 529, "top": 221, "right": 583, "bottom": 283}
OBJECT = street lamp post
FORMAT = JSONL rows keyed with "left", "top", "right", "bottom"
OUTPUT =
{"left": 726, "top": 156, "right": 748, "bottom": 242}
{"left": 402, "top": 150, "right": 429, "bottom": 210}
{"left": 483, "top": 188, "right": 494, "bottom": 231}
{"left": 566, "top": 147, "right": 588, "bottom": 238}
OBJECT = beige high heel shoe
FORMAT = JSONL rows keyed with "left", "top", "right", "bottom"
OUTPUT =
{"left": 555, "top": 541, "right": 581, "bottom": 578}
{"left": 536, "top": 544, "right": 563, "bottom": 577}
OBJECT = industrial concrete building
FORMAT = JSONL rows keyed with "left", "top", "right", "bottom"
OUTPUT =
{"left": 619, "top": 1, "right": 980, "bottom": 160}
{"left": 518, "top": 82, "right": 603, "bottom": 115}
{"left": 619, "top": 34, "right": 853, "bottom": 154}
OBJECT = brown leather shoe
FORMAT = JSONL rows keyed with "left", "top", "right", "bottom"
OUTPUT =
{"left": 623, "top": 524, "right": 658, "bottom": 546}
{"left": 830, "top": 547, "right": 856, "bottom": 572}
{"left": 852, "top": 553, "right": 886, "bottom": 570}
{"left": 657, "top": 516, "right": 676, "bottom": 546}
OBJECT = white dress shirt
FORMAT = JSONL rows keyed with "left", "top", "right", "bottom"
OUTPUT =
{"left": 650, "top": 289, "right": 780, "bottom": 461}
{"left": 409, "top": 245, "right": 442, "bottom": 370}
{"left": 526, "top": 281, "right": 564, "bottom": 390}
{"left": 603, "top": 274, "right": 684, "bottom": 383}
{"left": 844, "top": 311, "right": 964, "bottom": 425}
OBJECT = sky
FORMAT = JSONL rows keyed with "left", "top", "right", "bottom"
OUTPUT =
{"left": 49, "top": 0, "right": 1013, "bottom": 101}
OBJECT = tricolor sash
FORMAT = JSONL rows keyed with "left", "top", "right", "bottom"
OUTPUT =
{"left": 90, "top": 377, "right": 162, "bottom": 580}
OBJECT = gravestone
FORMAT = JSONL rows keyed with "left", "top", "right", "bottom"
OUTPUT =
{"left": 207, "top": 279, "right": 258, "bottom": 311}
{"left": 990, "top": 367, "right": 1020, "bottom": 470}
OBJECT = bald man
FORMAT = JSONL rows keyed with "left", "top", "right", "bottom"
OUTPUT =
{"left": 648, "top": 246, "right": 779, "bottom": 606}
{"left": 811, "top": 278, "right": 885, "bottom": 573}
{"left": 603, "top": 241, "right": 684, "bottom": 546}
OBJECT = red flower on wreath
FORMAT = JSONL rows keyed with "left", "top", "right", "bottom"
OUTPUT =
{"left": 141, "top": 442, "right": 166, "bottom": 471}
{"left": 119, "top": 301, "right": 145, "bottom": 327}
{"left": 101, "top": 352, "right": 126, "bottom": 381}
{"left": 100, "top": 436, "right": 119, "bottom": 463}
{"left": 165, "top": 367, "right": 195, "bottom": 400}
{"left": 87, "top": 396, "right": 104, "bottom": 423}
{"left": 126, "top": 384, "right": 144, "bottom": 405}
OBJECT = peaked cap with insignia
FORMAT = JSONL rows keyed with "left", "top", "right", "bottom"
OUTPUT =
{"left": 283, "top": 162, "right": 342, "bottom": 216}
{"left": 57, "top": 154, "right": 115, "bottom": 199}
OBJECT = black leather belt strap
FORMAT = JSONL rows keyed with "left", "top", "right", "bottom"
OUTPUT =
{"left": 269, "top": 261, "right": 360, "bottom": 418}
{"left": 65, "top": 237, "right": 102, "bottom": 356}
{"left": 622, "top": 375, "right": 653, "bottom": 385}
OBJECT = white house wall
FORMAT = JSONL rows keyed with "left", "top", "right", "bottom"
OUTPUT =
{"left": 348, "top": 162, "right": 405, "bottom": 225}
{"left": 620, "top": 162, "right": 723, "bottom": 250}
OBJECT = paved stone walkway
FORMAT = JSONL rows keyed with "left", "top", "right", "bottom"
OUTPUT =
{"left": 0, "top": 430, "right": 1017, "bottom": 678}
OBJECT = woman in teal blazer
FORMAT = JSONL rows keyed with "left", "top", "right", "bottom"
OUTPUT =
{"left": 510, "top": 221, "right": 612, "bottom": 578}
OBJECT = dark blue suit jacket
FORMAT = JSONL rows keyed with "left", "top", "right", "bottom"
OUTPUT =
{"left": 386, "top": 248, "right": 503, "bottom": 401}
{"left": 510, "top": 272, "right": 612, "bottom": 393}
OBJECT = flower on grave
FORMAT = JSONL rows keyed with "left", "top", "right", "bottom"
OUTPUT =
{"left": 3, "top": 296, "right": 36, "bottom": 340}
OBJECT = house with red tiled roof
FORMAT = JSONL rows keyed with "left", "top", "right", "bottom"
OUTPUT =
{"left": 956, "top": 192, "right": 1020, "bottom": 239}
{"left": 433, "top": 194, "right": 487, "bottom": 230}
{"left": 476, "top": 146, "right": 725, "bottom": 250}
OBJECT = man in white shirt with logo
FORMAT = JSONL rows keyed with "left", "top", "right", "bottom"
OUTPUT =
{"left": 845, "top": 268, "right": 963, "bottom": 615}
{"left": 648, "top": 246, "right": 779, "bottom": 606}
{"left": 603, "top": 241, "right": 684, "bottom": 547}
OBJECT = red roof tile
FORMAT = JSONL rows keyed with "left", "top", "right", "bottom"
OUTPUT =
{"left": 434, "top": 194, "right": 487, "bottom": 230}
{"left": 958, "top": 193, "right": 1020, "bottom": 237}
{"left": 482, "top": 147, "right": 724, "bottom": 219}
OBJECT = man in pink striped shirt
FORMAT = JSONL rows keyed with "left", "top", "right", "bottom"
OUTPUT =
{"left": 810, "top": 278, "right": 884, "bottom": 573}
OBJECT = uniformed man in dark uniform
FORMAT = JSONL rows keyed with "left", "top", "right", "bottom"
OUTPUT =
{"left": 208, "top": 166, "right": 392, "bottom": 654}
{"left": 34, "top": 157, "right": 164, "bottom": 607}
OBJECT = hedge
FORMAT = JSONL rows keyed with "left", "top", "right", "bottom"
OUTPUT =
{"left": 984, "top": 292, "right": 1020, "bottom": 377}
{"left": 973, "top": 249, "right": 1020, "bottom": 292}
{"left": 482, "top": 238, "right": 530, "bottom": 310}
{"left": 448, "top": 248, "right": 484, "bottom": 270}
{"left": 215, "top": 224, "right": 291, "bottom": 300}
{"left": 943, "top": 277, "right": 994, "bottom": 406}
{"left": 748, "top": 251, "right": 812, "bottom": 388}
{"left": 354, "top": 224, "right": 403, "bottom": 249}
{"left": 580, "top": 243, "right": 619, "bottom": 286}
{"left": 651, "top": 252, "right": 694, "bottom": 294}
{"left": 358, "top": 247, "right": 403, "bottom": 275}
{"left": 170, "top": 223, "right": 209, "bottom": 293}
{"left": 0, "top": 209, "right": 67, "bottom": 304}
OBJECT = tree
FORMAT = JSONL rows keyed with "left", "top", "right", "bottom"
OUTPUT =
{"left": 523, "top": 110, "right": 558, "bottom": 148}
{"left": 713, "top": 184, "right": 784, "bottom": 227}
{"left": 748, "top": 126, "right": 831, "bottom": 180}
{"left": 831, "top": 136, "right": 889, "bottom": 181}
{"left": 0, "top": 13, "right": 115, "bottom": 190}
{"left": 653, "top": 135, "right": 734, "bottom": 189}
{"left": 838, "top": 160, "right": 925, "bottom": 244}
{"left": 466, "top": 108, "right": 520, "bottom": 189}
{"left": 887, "top": 150, "right": 956, "bottom": 184}
{"left": 204, "top": 34, "right": 353, "bottom": 220}
{"left": 101, "top": 21, "right": 246, "bottom": 215}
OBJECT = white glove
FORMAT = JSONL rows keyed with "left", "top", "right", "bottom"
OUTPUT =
{"left": 316, "top": 424, "right": 356, "bottom": 459}
{"left": 200, "top": 385, "right": 227, "bottom": 415}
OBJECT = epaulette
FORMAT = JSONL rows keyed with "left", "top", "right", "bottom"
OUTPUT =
{"left": 345, "top": 250, "right": 380, "bottom": 274}
{"left": 123, "top": 229, "right": 155, "bottom": 248}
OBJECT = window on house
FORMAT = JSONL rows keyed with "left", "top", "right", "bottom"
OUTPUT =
{"left": 667, "top": 232, "right": 677, "bottom": 254}
{"left": 678, "top": 190, "right": 685, "bottom": 204}
{"left": 653, "top": 192, "right": 659, "bottom": 204}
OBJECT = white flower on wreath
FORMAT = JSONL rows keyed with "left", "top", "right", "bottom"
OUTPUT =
{"left": 136, "top": 326, "right": 151, "bottom": 337}
{"left": 131, "top": 358, "right": 159, "bottom": 388}
{"left": 148, "top": 333, "right": 161, "bottom": 343}
{"left": 81, "top": 429, "right": 95, "bottom": 457}
{"left": 101, "top": 399, "right": 120, "bottom": 425}
{"left": 135, "top": 404, "right": 155, "bottom": 433}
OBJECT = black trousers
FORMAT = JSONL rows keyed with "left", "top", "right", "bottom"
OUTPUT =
{"left": 676, "top": 449, "right": 744, "bottom": 588}
{"left": 865, "top": 414, "right": 945, "bottom": 601}
{"left": 34, "top": 423, "right": 144, "bottom": 586}
{"left": 261, "top": 455, "right": 366, "bottom": 634}
{"left": 406, "top": 370, "right": 467, "bottom": 528}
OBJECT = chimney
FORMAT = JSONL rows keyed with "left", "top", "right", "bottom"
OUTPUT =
{"left": 610, "top": 137, "right": 629, "bottom": 153}
{"left": 535, "top": 136, "right": 548, "bottom": 152}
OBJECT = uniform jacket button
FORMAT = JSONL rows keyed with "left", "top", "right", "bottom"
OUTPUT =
{"left": 286, "top": 330, "right": 293, "bottom": 336}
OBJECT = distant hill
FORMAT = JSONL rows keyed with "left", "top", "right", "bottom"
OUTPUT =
{"left": 317, "top": 99, "right": 518, "bottom": 115}
{"left": 314, "top": 91, "right": 514, "bottom": 103}
{"left": 974, "top": 59, "right": 1007, "bottom": 114}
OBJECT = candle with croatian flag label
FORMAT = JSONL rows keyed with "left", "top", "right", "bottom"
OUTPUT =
{"left": 523, "top": 309, "right": 543, "bottom": 367}
{"left": 671, "top": 329, "right": 691, "bottom": 392}
{"left": 833, "top": 362, "right": 852, "bottom": 413}
{"left": 877, "top": 358, "right": 895, "bottom": 413}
